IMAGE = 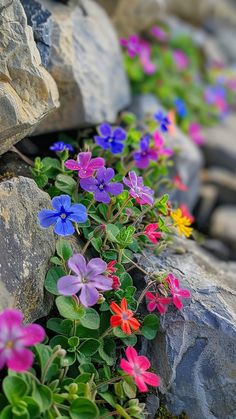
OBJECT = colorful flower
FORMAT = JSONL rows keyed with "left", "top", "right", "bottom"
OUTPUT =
{"left": 172, "top": 175, "right": 188, "bottom": 191}
{"left": 173, "top": 50, "right": 189, "bottom": 70}
{"left": 120, "top": 34, "right": 140, "bottom": 58}
{"left": 38, "top": 195, "right": 87, "bottom": 236}
{"left": 110, "top": 298, "right": 140, "bottom": 335}
{"left": 133, "top": 135, "right": 158, "bottom": 169}
{"left": 50, "top": 141, "right": 74, "bottom": 152}
{"left": 144, "top": 223, "right": 161, "bottom": 244}
{"left": 106, "top": 261, "right": 120, "bottom": 290}
{"left": 0, "top": 309, "right": 45, "bottom": 372}
{"left": 154, "top": 111, "right": 170, "bottom": 132}
{"left": 57, "top": 254, "right": 112, "bottom": 307}
{"left": 179, "top": 203, "right": 195, "bottom": 223}
{"left": 80, "top": 167, "right": 123, "bottom": 204}
{"left": 153, "top": 131, "right": 173, "bottom": 156}
{"left": 167, "top": 110, "right": 176, "bottom": 136}
{"left": 123, "top": 171, "right": 154, "bottom": 206}
{"left": 65, "top": 151, "right": 104, "bottom": 178}
{"left": 120, "top": 346, "right": 160, "bottom": 392}
{"left": 188, "top": 123, "right": 205, "bottom": 145}
{"left": 167, "top": 274, "right": 191, "bottom": 310}
{"left": 106, "top": 260, "right": 117, "bottom": 275}
{"left": 139, "top": 40, "right": 156, "bottom": 74}
{"left": 151, "top": 25, "right": 168, "bottom": 42}
{"left": 170, "top": 208, "right": 193, "bottom": 238}
{"left": 145, "top": 292, "right": 171, "bottom": 314}
{"left": 95, "top": 123, "right": 127, "bottom": 154}
{"left": 174, "top": 98, "right": 187, "bottom": 118}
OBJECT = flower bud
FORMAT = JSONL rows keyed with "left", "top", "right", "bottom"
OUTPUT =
{"left": 97, "top": 294, "right": 105, "bottom": 304}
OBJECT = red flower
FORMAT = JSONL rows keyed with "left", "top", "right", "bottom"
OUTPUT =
{"left": 146, "top": 292, "right": 171, "bottom": 314}
{"left": 173, "top": 175, "right": 188, "bottom": 191}
{"left": 179, "top": 203, "right": 195, "bottom": 223}
{"left": 110, "top": 298, "right": 140, "bottom": 335}
{"left": 110, "top": 275, "right": 121, "bottom": 290}
{"left": 167, "top": 274, "right": 191, "bottom": 310}
{"left": 144, "top": 223, "right": 161, "bottom": 244}
{"left": 120, "top": 346, "right": 160, "bottom": 392}
{"left": 106, "top": 260, "right": 117, "bottom": 274}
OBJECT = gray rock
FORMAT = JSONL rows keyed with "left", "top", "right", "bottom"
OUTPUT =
{"left": 195, "top": 184, "right": 218, "bottom": 230}
{"left": 129, "top": 94, "right": 204, "bottom": 209}
{"left": 210, "top": 205, "right": 236, "bottom": 254}
{"left": 201, "top": 238, "right": 231, "bottom": 261}
{"left": 202, "top": 168, "right": 236, "bottom": 206}
{"left": 0, "top": 0, "right": 59, "bottom": 156}
{"left": 35, "top": 0, "right": 130, "bottom": 133}
{"left": 205, "top": 20, "right": 236, "bottom": 63}
{"left": 21, "top": 0, "right": 52, "bottom": 67}
{"left": 145, "top": 393, "right": 160, "bottom": 419}
{"left": 0, "top": 152, "right": 31, "bottom": 178}
{"left": 202, "top": 114, "right": 236, "bottom": 172}
{"left": 137, "top": 238, "right": 236, "bottom": 419}
{"left": 0, "top": 176, "right": 55, "bottom": 322}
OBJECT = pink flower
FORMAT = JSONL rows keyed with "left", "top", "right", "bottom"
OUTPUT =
{"left": 139, "top": 40, "right": 156, "bottom": 74}
{"left": 146, "top": 292, "right": 171, "bottom": 314}
{"left": 173, "top": 50, "right": 189, "bottom": 71}
{"left": 188, "top": 123, "right": 205, "bottom": 145}
{"left": 106, "top": 260, "right": 117, "bottom": 274}
{"left": 120, "top": 35, "right": 140, "bottom": 58}
{"left": 123, "top": 171, "right": 154, "bottom": 206}
{"left": 144, "top": 223, "right": 161, "bottom": 244}
{"left": 151, "top": 25, "right": 168, "bottom": 42}
{"left": 173, "top": 175, "right": 188, "bottom": 191}
{"left": 65, "top": 151, "right": 104, "bottom": 178}
{"left": 0, "top": 309, "right": 45, "bottom": 372}
{"left": 120, "top": 346, "right": 160, "bottom": 392}
{"left": 179, "top": 203, "right": 195, "bottom": 223}
{"left": 167, "top": 274, "right": 191, "bottom": 310}
{"left": 153, "top": 131, "right": 173, "bottom": 157}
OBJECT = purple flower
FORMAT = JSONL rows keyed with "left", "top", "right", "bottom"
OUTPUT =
{"left": 123, "top": 171, "right": 154, "bottom": 205}
{"left": 50, "top": 141, "right": 74, "bottom": 152}
{"left": 94, "top": 123, "right": 127, "bottom": 154}
{"left": 133, "top": 135, "right": 158, "bottom": 169}
{"left": 173, "top": 50, "right": 189, "bottom": 71}
{"left": 120, "top": 34, "right": 140, "bottom": 58}
{"left": 57, "top": 254, "right": 112, "bottom": 307}
{"left": 38, "top": 195, "right": 87, "bottom": 236}
{"left": 174, "top": 98, "right": 187, "bottom": 118}
{"left": 0, "top": 309, "right": 45, "bottom": 372}
{"left": 154, "top": 111, "right": 170, "bottom": 132}
{"left": 139, "top": 40, "right": 156, "bottom": 74}
{"left": 80, "top": 167, "right": 123, "bottom": 204}
{"left": 151, "top": 25, "right": 168, "bottom": 42}
{"left": 65, "top": 151, "right": 104, "bottom": 178}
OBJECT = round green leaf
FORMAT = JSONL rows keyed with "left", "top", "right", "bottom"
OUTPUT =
{"left": 56, "top": 296, "right": 86, "bottom": 320}
{"left": 45, "top": 267, "right": 66, "bottom": 296}
{"left": 56, "top": 239, "right": 73, "bottom": 260}
{"left": 69, "top": 398, "right": 99, "bottom": 419}
{"left": 3, "top": 377, "right": 28, "bottom": 405}
{"left": 79, "top": 339, "right": 100, "bottom": 356}
{"left": 80, "top": 308, "right": 100, "bottom": 329}
{"left": 141, "top": 314, "right": 159, "bottom": 340}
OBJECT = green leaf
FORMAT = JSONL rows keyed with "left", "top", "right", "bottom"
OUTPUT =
{"left": 156, "top": 194, "right": 169, "bottom": 215}
{"left": 158, "top": 216, "right": 171, "bottom": 233}
{"left": 69, "top": 398, "right": 99, "bottom": 419}
{"left": 141, "top": 314, "right": 159, "bottom": 340}
{"left": 44, "top": 267, "right": 66, "bottom": 296}
{"left": 56, "top": 239, "right": 73, "bottom": 260}
{"left": 106, "top": 224, "right": 119, "bottom": 243}
{"left": 32, "top": 383, "right": 53, "bottom": 413}
{"left": 102, "top": 250, "right": 118, "bottom": 261}
{"left": 123, "top": 377, "right": 136, "bottom": 398}
{"left": 42, "top": 157, "right": 61, "bottom": 178}
{"left": 98, "top": 392, "right": 116, "bottom": 408}
{"left": 47, "top": 318, "right": 73, "bottom": 336}
{"left": 79, "top": 339, "right": 100, "bottom": 356}
{"left": 116, "top": 226, "right": 135, "bottom": 248}
{"left": 56, "top": 296, "right": 86, "bottom": 320}
{"left": 120, "top": 272, "right": 133, "bottom": 289}
{"left": 68, "top": 336, "right": 80, "bottom": 348}
{"left": 80, "top": 308, "right": 100, "bottom": 329}
{"left": 34, "top": 174, "right": 48, "bottom": 189}
{"left": 98, "top": 339, "right": 115, "bottom": 366}
{"left": 3, "top": 377, "right": 28, "bottom": 405}
{"left": 55, "top": 174, "right": 77, "bottom": 195}
{"left": 50, "top": 256, "right": 63, "bottom": 266}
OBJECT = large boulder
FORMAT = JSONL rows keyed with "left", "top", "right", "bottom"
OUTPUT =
{"left": 137, "top": 238, "right": 236, "bottom": 419}
{"left": 0, "top": 0, "right": 59, "bottom": 156}
{"left": 34, "top": 0, "right": 130, "bottom": 133}
{"left": 0, "top": 176, "right": 55, "bottom": 322}
{"left": 129, "top": 94, "right": 203, "bottom": 209}
{"left": 210, "top": 205, "right": 236, "bottom": 254}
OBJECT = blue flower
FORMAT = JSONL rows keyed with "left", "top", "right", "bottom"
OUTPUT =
{"left": 174, "top": 98, "right": 187, "bottom": 118}
{"left": 154, "top": 111, "right": 170, "bottom": 132}
{"left": 38, "top": 195, "right": 87, "bottom": 236}
{"left": 50, "top": 142, "right": 74, "bottom": 152}
{"left": 94, "top": 123, "right": 127, "bottom": 154}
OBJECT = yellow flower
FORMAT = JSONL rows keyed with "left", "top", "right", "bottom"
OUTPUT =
{"left": 170, "top": 208, "right": 193, "bottom": 238}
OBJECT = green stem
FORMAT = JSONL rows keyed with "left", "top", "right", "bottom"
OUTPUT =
{"left": 95, "top": 375, "right": 124, "bottom": 389}
{"left": 135, "top": 280, "right": 158, "bottom": 313}
{"left": 41, "top": 349, "right": 62, "bottom": 384}
{"left": 100, "top": 326, "right": 113, "bottom": 340}
{"left": 110, "top": 196, "right": 131, "bottom": 223}
{"left": 87, "top": 198, "right": 95, "bottom": 212}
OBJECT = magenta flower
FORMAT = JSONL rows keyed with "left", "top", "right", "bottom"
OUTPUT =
{"left": 65, "top": 151, "right": 104, "bottom": 179}
{"left": 57, "top": 254, "right": 112, "bottom": 307}
{"left": 139, "top": 40, "right": 156, "bottom": 74}
{"left": 188, "top": 123, "right": 205, "bottom": 145}
{"left": 151, "top": 25, "right": 168, "bottom": 41}
{"left": 133, "top": 135, "right": 158, "bottom": 169}
{"left": 120, "top": 34, "right": 140, "bottom": 58}
{"left": 80, "top": 167, "right": 123, "bottom": 204}
{"left": 173, "top": 50, "right": 189, "bottom": 70}
{"left": 153, "top": 131, "right": 173, "bottom": 156}
{"left": 0, "top": 309, "right": 45, "bottom": 372}
{"left": 120, "top": 346, "right": 160, "bottom": 392}
{"left": 123, "top": 171, "right": 154, "bottom": 205}
{"left": 167, "top": 274, "right": 191, "bottom": 310}
{"left": 145, "top": 292, "right": 171, "bottom": 315}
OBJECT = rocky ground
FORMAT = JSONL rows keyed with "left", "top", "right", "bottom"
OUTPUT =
{"left": 0, "top": 1, "right": 236, "bottom": 418}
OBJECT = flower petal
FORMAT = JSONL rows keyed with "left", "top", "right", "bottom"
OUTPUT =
{"left": 20, "top": 324, "right": 45, "bottom": 346}
{"left": 110, "top": 142, "right": 124, "bottom": 154}
{"left": 110, "top": 301, "right": 122, "bottom": 315}
{"left": 88, "top": 157, "right": 105, "bottom": 170}
{"left": 52, "top": 195, "right": 71, "bottom": 211}
{"left": 145, "top": 292, "right": 156, "bottom": 300}
{"left": 94, "top": 136, "right": 110, "bottom": 150}
{"left": 99, "top": 123, "right": 112, "bottom": 137}
{"left": 54, "top": 218, "right": 75, "bottom": 236}
{"left": 0, "top": 309, "right": 23, "bottom": 329}
{"left": 80, "top": 177, "right": 98, "bottom": 193}
{"left": 94, "top": 190, "right": 110, "bottom": 204}
{"left": 78, "top": 152, "right": 91, "bottom": 167}
{"left": 79, "top": 284, "right": 99, "bottom": 307}
{"left": 134, "top": 376, "right": 148, "bottom": 392}
{"left": 113, "top": 127, "right": 127, "bottom": 141}
{"left": 68, "top": 204, "right": 88, "bottom": 223}
{"left": 125, "top": 346, "right": 138, "bottom": 365}
{"left": 65, "top": 159, "right": 80, "bottom": 171}
{"left": 7, "top": 348, "right": 33, "bottom": 372}
{"left": 110, "top": 315, "right": 122, "bottom": 327}
{"left": 137, "top": 356, "right": 150, "bottom": 370}
{"left": 68, "top": 254, "right": 86, "bottom": 277}
{"left": 142, "top": 371, "right": 160, "bottom": 387}
{"left": 57, "top": 275, "right": 82, "bottom": 296}
{"left": 38, "top": 209, "right": 58, "bottom": 228}
{"left": 120, "top": 358, "right": 134, "bottom": 375}
{"left": 173, "top": 295, "right": 183, "bottom": 310}
{"left": 86, "top": 258, "right": 107, "bottom": 277}
{"left": 147, "top": 301, "right": 157, "bottom": 312}
{"left": 106, "top": 182, "right": 123, "bottom": 196}
{"left": 177, "top": 289, "right": 191, "bottom": 298}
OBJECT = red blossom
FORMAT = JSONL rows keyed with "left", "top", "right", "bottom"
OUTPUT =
{"left": 110, "top": 298, "right": 140, "bottom": 335}
{"left": 146, "top": 292, "right": 171, "bottom": 314}
{"left": 166, "top": 274, "right": 191, "bottom": 310}
{"left": 144, "top": 223, "right": 161, "bottom": 244}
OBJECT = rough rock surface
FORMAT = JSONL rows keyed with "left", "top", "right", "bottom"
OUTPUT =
{"left": 35, "top": 0, "right": 130, "bottom": 133}
{"left": 210, "top": 205, "right": 236, "bottom": 252}
{"left": 137, "top": 238, "right": 236, "bottom": 419}
{"left": 129, "top": 94, "right": 203, "bottom": 209}
{"left": 202, "top": 168, "right": 236, "bottom": 206}
{"left": 0, "top": 176, "right": 55, "bottom": 322}
{"left": 0, "top": 0, "right": 59, "bottom": 156}
{"left": 202, "top": 115, "right": 236, "bottom": 172}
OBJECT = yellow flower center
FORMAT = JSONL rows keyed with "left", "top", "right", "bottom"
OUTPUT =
{"left": 5, "top": 340, "right": 13, "bottom": 349}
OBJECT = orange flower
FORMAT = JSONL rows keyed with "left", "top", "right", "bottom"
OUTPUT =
{"left": 167, "top": 110, "right": 176, "bottom": 136}
{"left": 110, "top": 298, "right": 140, "bottom": 335}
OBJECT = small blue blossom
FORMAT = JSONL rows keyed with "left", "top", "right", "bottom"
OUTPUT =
{"left": 38, "top": 195, "right": 87, "bottom": 236}
{"left": 174, "top": 98, "right": 187, "bottom": 118}
{"left": 50, "top": 142, "right": 74, "bottom": 152}
{"left": 154, "top": 111, "right": 170, "bottom": 132}
{"left": 94, "top": 123, "right": 127, "bottom": 154}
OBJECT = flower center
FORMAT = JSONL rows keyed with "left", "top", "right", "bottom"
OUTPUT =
{"left": 121, "top": 312, "right": 129, "bottom": 321}
{"left": 133, "top": 365, "right": 142, "bottom": 376}
{"left": 81, "top": 276, "right": 88, "bottom": 284}
{"left": 60, "top": 213, "right": 67, "bottom": 219}
{"left": 5, "top": 340, "right": 13, "bottom": 349}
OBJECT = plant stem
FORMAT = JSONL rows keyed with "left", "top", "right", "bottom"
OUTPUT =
{"left": 100, "top": 326, "right": 113, "bottom": 340}
{"left": 41, "top": 349, "right": 62, "bottom": 384}
{"left": 110, "top": 197, "right": 131, "bottom": 223}
{"left": 95, "top": 375, "right": 124, "bottom": 389}
{"left": 87, "top": 198, "right": 95, "bottom": 212}
{"left": 135, "top": 280, "right": 158, "bottom": 313}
